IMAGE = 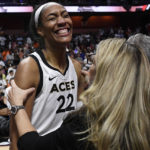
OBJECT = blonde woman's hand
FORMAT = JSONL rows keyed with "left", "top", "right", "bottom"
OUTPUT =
{"left": 8, "top": 80, "right": 35, "bottom": 106}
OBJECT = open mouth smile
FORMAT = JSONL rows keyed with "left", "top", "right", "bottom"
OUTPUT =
{"left": 55, "top": 28, "right": 71, "bottom": 36}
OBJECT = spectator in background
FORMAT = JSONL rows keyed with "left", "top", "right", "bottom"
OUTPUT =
{"left": 0, "top": 57, "right": 5, "bottom": 68}
{"left": 23, "top": 44, "right": 32, "bottom": 58}
{"left": 16, "top": 34, "right": 24, "bottom": 46}
{"left": 32, "top": 40, "right": 39, "bottom": 50}
{"left": 0, "top": 34, "right": 7, "bottom": 49}
{"left": 0, "top": 90, "right": 10, "bottom": 143}
{"left": 6, "top": 68, "right": 15, "bottom": 87}
{"left": 75, "top": 52, "right": 84, "bottom": 65}
{"left": 6, "top": 50, "right": 14, "bottom": 65}
{"left": 0, "top": 65, "right": 6, "bottom": 93}
{"left": 83, "top": 52, "right": 94, "bottom": 70}
{"left": 2, "top": 48, "right": 10, "bottom": 62}
{"left": 26, "top": 35, "right": 32, "bottom": 46}
{"left": 18, "top": 49, "right": 24, "bottom": 61}
{"left": 13, "top": 50, "right": 20, "bottom": 66}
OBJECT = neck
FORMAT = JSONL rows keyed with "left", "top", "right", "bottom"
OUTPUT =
{"left": 42, "top": 44, "right": 67, "bottom": 73}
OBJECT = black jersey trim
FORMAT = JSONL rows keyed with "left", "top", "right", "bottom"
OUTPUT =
{"left": 29, "top": 55, "right": 43, "bottom": 97}
{"left": 36, "top": 50, "right": 69, "bottom": 76}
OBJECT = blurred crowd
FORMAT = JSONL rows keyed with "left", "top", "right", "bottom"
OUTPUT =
{"left": 0, "top": 25, "right": 150, "bottom": 95}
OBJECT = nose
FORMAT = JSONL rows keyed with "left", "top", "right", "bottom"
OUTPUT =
{"left": 57, "top": 16, "right": 66, "bottom": 26}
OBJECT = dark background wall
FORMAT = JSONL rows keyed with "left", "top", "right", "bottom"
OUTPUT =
{"left": 0, "top": 11, "right": 149, "bottom": 33}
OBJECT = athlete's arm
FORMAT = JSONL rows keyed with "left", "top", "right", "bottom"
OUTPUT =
{"left": 10, "top": 57, "right": 40, "bottom": 150}
{"left": 71, "top": 59, "right": 85, "bottom": 99}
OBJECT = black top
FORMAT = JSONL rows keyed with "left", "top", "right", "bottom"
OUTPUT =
{"left": 0, "top": 101, "right": 9, "bottom": 138}
{"left": 17, "top": 108, "right": 95, "bottom": 150}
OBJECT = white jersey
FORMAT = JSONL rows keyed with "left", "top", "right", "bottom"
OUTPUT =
{"left": 30, "top": 50, "right": 78, "bottom": 136}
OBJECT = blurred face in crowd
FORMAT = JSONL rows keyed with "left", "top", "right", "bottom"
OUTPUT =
{"left": 9, "top": 70, "right": 14, "bottom": 76}
{"left": 37, "top": 4, "right": 73, "bottom": 46}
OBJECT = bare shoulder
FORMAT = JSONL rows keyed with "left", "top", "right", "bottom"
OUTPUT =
{"left": 71, "top": 58, "right": 81, "bottom": 65}
{"left": 70, "top": 58, "right": 85, "bottom": 98}
{"left": 71, "top": 58, "right": 82, "bottom": 77}
{"left": 14, "top": 56, "right": 40, "bottom": 89}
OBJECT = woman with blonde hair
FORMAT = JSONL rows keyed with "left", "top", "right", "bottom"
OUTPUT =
{"left": 81, "top": 35, "right": 150, "bottom": 150}
{"left": 7, "top": 34, "right": 150, "bottom": 150}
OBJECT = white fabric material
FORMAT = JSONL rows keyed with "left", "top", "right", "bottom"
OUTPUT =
{"left": 30, "top": 52, "right": 78, "bottom": 136}
{"left": 34, "top": 2, "right": 60, "bottom": 28}
{"left": 0, "top": 79, "right": 7, "bottom": 93}
{"left": 0, "top": 61, "right": 5, "bottom": 67}
{"left": 5, "top": 87, "right": 12, "bottom": 110}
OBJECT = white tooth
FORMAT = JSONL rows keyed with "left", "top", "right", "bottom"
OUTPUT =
{"left": 57, "top": 29, "right": 68, "bottom": 34}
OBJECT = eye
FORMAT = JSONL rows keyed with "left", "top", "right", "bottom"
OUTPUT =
{"left": 47, "top": 15, "right": 56, "bottom": 21}
{"left": 47, "top": 17, "right": 56, "bottom": 21}
{"left": 63, "top": 13, "right": 70, "bottom": 18}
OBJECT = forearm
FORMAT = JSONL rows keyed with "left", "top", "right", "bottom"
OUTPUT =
{"left": 10, "top": 117, "right": 19, "bottom": 150}
{"left": 14, "top": 109, "right": 36, "bottom": 137}
{"left": 9, "top": 95, "right": 35, "bottom": 150}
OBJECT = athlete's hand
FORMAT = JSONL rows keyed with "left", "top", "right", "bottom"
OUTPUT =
{"left": 8, "top": 80, "right": 35, "bottom": 106}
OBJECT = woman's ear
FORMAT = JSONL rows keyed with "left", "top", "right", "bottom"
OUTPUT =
{"left": 37, "top": 27, "right": 44, "bottom": 37}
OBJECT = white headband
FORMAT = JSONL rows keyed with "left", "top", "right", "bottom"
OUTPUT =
{"left": 34, "top": 2, "right": 60, "bottom": 28}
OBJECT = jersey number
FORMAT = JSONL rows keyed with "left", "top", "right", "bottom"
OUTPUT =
{"left": 56, "top": 94, "right": 75, "bottom": 113}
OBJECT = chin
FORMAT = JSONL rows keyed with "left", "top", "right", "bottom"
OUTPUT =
{"left": 59, "top": 41, "right": 71, "bottom": 47}
{"left": 56, "top": 36, "right": 72, "bottom": 44}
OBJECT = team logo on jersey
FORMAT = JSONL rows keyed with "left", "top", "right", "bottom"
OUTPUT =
{"left": 50, "top": 80, "right": 75, "bottom": 93}
{"left": 49, "top": 76, "right": 57, "bottom": 81}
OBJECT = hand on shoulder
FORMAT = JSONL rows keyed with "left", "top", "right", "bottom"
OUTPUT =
{"left": 8, "top": 80, "right": 35, "bottom": 106}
